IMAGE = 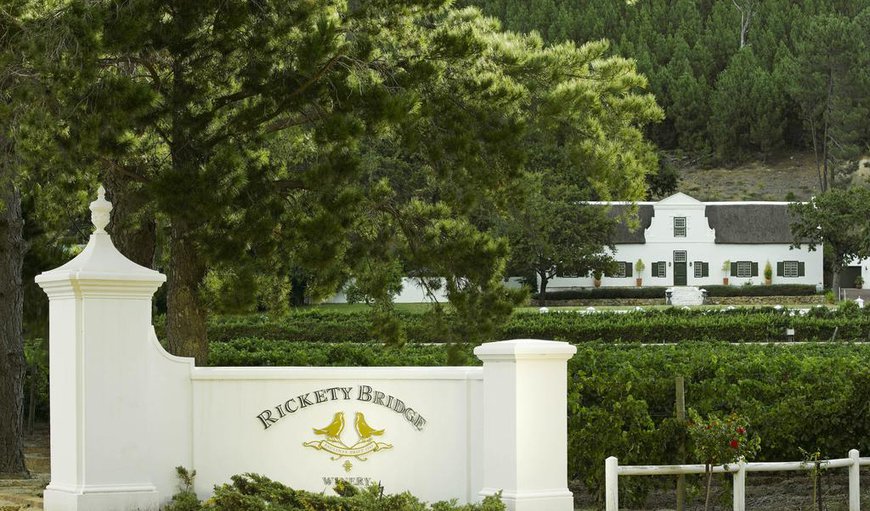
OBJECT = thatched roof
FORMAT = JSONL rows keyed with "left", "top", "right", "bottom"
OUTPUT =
{"left": 608, "top": 204, "right": 654, "bottom": 243}
{"left": 705, "top": 204, "right": 797, "bottom": 244}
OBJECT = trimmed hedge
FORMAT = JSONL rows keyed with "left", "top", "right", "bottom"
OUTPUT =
{"left": 203, "top": 307, "right": 870, "bottom": 345}
{"left": 703, "top": 284, "right": 818, "bottom": 297}
{"left": 501, "top": 307, "right": 870, "bottom": 343}
{"left": 208, "top": 338, "right": 475, "bottom": 367}
{"left": 536, "top": 287, "right": 669, "bottom": 300}
{"left": 205, "top": 340, "right": 870, "bottom": 502}
{"left": 535, "top": 284, "right": 818, "bottom": 301}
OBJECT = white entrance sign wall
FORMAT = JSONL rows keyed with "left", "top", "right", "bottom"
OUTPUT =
{"left": 36, "top": 188, "right": 576, "bottom": 511}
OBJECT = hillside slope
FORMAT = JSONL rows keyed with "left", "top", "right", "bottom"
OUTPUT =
{"left": 676, "top": 152, "right": 821, "bottom": 202}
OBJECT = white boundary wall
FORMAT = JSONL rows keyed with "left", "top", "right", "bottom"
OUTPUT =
{"left": 35, "top": 189, "right": 576, "bottom": 511}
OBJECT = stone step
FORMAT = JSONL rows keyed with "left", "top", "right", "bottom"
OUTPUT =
{"left": 666, "top": 286, "right": 706, "bottom": 306}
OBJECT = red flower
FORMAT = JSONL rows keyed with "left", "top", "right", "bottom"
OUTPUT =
{"left": 730, "top": 439, "right": 739, "bottom": 449}
{"left": 737, "top": 427, "right": 746, "bottom": 434}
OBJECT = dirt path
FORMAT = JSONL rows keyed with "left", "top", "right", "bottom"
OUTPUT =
{"left": 0, "top": 427, "right": 49, "bottom": 511}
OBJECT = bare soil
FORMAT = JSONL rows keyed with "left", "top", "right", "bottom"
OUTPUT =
{"left": 572, "top": 471, "right": 870, "bottom": 510}
{"left": 677, "top": 152, "right": 821, "bottom": 202}
{"left": 0, "top": 427, "right": 49, "bottom": 510}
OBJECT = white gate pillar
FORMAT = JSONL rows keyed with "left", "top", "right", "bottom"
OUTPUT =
{"left": 36, "top": 187, "right": 166, "bottom": 511}
{"left": 474, "top": 339, "right": 577, "bottom": 511}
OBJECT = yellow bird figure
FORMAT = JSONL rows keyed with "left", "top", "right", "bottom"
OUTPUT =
{"left": 313, "top": 412, "right": 344, "bottom": 441}
{"left": 355, "top": 412, "right": 384, "bottom": 439}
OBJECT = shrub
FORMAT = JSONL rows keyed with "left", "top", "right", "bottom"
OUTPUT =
{"left": 167, "top": 470, "right": 504, "bottom": 511}
{"left": 532, "top": 287, "right": 670, "bottom": 300}
{"left": 202, "top": 306, "right": 870, "bottom": 346}
{"left": 702, "top": 284, "right": 818, "bottom": 297}
{"left": 203, "top": 338, "right": 870, "bottom": 501}
{"left": 531, "top": 284, "right": 818, "bottom": 301}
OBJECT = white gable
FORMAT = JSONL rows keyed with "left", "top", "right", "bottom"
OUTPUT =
{"left": 645, "top": 193, "right": 714, "bottom": 243}
{"left": 657, "top": 192, "right": 702, "bottom": 205}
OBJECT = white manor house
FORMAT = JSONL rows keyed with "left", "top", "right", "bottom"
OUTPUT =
{"left": 548, "top": 192, "right": 829, "bottom": 290}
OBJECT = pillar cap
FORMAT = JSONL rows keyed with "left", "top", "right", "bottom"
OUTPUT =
{"left": 35, "top": 186, "right": 165, "bottom": 289}
{"left": 474, "top": 339, "right": 577, "bottom": 362}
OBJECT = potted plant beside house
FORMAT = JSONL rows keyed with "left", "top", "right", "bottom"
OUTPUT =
{"left": 764, "top": 261, "right": 773, "bottom": 285}
{"left": 635, "top": 259, "right": 645, "bottom": 287}
{"left": 592, "top": 269, "right": 603, "bottom": 288}
{"left": 856, "top": 275, "right": 864, "bottom": 289}
{"left": 722, "top": 260, "right": 730, "bottom": 285}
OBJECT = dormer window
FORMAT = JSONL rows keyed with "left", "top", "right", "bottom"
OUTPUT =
{"left": 674, "top": 217, "right": 687, "bottom": 237}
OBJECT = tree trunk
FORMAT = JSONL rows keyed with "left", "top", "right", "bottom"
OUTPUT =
{"left": 0, "top": 173, "right": 28, "bottom": 475}
{"left": 538, "top": 272, "right": 548, "bottom": 306}
{"left": 165, "top": 221, "right": 209, "bottom": 364}
{"left": 832, "top": 267, "right": 841, "bottom": 301}
{"left": 105, "top": 171, "right": 156, "bottom": 269}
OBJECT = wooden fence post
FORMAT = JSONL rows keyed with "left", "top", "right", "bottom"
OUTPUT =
{"left": 849, "top": 449, "right": 860, "bottom": 511}
{"left": 675, "top": 376, "right": 686, "bottom": 511}
{"left": 605, "top": 456, "right": 619, "bottom": 511}
{"left": 733, "top": 460, "right": 746, "bottom": 511}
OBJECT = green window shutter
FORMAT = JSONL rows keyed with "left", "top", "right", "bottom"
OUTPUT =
{"left": 703, "top": 262, "right": 709, "bottom": 277}
{"left": 777, "top": 262, "right": 784, "bottom": 277}
{"left": 751, "top": 262, "right": 759, "bottom": 277}
{"left": 731, "top": 263, "right": 738, "bottom": 277}
{"left": 625, "top": 262, "right": 632, "bottom": 277}
{"left": 798, "top": 262, "right": 805, "bottom": 277}
{"left": 652, "top": 262, "right": 659, "bottom": 277}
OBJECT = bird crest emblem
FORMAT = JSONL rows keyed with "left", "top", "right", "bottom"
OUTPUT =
{"left": 304, "top": 411, "right": 392, "bottom": 467}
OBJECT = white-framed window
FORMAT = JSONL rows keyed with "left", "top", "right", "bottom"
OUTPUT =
{"left": 784, "top": 261, "right": 799, "bottom": 278}
{"left": 694, "top": 261, "right": 709, "bottom": 278}
{"left": 652, "top": 261, "right": 666, "bottom": 278}
{"left": 609, "top": 261, "right": 633, "bottom": 278}
{"left": 736, "top": 261, "right": 752, "bottom": 278}
{"left": 674, "top": 217, "right": 687, "bottom": 237}
{"left": 614, "top": 262, "right": 626, "bottom": 278}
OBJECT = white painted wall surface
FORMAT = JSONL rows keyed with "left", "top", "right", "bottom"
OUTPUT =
{"left": 849, "top": 257, "right": 870, "bottom": 283}
{"left": 326, "top": 277, "right": 526, "bottom": 304}
{"left": 36, "top": 189, "right": 575, "bottom": 511}
{"left": 188, "top": 367, "right": 484, "bottom": 505}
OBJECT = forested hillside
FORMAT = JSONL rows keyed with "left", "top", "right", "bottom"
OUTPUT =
{"left": 463, "top": 0, "right": 870, "bottom": 191}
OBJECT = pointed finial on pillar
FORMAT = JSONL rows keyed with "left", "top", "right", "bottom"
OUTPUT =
{"left": 90, "top": 185, "right": 112, "bottom": 234}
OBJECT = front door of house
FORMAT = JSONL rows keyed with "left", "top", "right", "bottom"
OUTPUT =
{"left": 673, "top": 250, "right": 687, "bottom": 286}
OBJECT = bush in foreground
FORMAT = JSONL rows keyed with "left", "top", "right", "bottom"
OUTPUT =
{"left": 164, "top": 467, "right": 504, "bottom": 511}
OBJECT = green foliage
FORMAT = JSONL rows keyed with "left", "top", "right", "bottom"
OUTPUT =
{"left": 202, "top": 306, "right": 870, "bottom": 347}
{"left": 494, "top": 36, "right": 664, "bottom": 302}
{"left": 687, "top": 410, "right": 760, "bottom": 511}
{"left": 645, "top": 155, "right": 681, "bottom": 200}
{"left": 688, "top": 410, "right": 760, "bottom": 466}
{"left": 207, "top": 340, "right": 474, "bottom": 367}
{"left": 789, "top": 189, "right": 870, "bottom": 293}
{"left": 464, "top": 0, "right": 870, "bottom": 163}
{"left": 22, "top": 337, "right": 49, "bottom": 425}
{"left": 567, "top": 342, "right": 870, "bottom": 499}
{"left": 164, "top": 467, "right": 200, "bottom": 511}
{"left": 166, "top": 470, "right": 504, "bottom": 511}
{"left": 533, "top": 284, "right": 818, "bottom": 300}
{"left": 785, "top": 10, "right": 870, "bottom": 190}
{"left": 208, "top": 338, "right": 870, "bottom": 500}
